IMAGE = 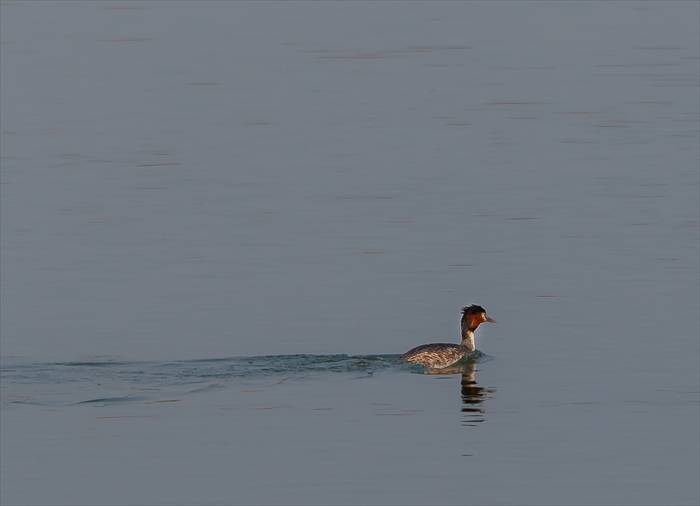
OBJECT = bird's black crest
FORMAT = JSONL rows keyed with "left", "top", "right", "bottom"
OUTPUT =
{"left": 461, "top": 304, "right": 486, "bottom": 315}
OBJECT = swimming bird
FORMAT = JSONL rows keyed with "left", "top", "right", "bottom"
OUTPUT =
{"left": 397, "top": 305, "right": 496, "bottom": 369}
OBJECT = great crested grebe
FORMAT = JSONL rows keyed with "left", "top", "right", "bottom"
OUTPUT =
{"left": 397, "top": 305, "right": 496, "bottom": 369}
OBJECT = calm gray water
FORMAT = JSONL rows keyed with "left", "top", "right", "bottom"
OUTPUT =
{"left": 1, "top": 2, "right": 698, "bottom": 505}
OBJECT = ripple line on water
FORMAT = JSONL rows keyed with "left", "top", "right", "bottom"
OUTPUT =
{"left": 1, "top": 353, "right": 492, "bottom": 388}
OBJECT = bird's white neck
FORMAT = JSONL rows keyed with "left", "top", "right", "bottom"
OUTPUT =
{"left": 460, "top": 329, "right": 476, "bottom": 352}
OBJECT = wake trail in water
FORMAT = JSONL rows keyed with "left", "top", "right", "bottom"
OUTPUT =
{"left": 0, "top": 353, "right": 490, "bottom": 407}
{"left": 2, "top": 354, "right": 410, "bottom": 384}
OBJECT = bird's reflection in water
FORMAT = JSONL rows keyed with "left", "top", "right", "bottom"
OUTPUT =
{"left": 423, "top": 358, "right": 496, "bottom": 427}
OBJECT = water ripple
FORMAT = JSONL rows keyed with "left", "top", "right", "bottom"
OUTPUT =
{"left": 2, "top": 353, "right": 492, "bottom": 384}
{"left": 0, "top": 353, "right": 492, "bottom": 407}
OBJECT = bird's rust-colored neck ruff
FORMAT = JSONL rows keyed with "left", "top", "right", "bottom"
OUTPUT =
{"left": 462, "top": 312, "right": 485, "bottom": 331}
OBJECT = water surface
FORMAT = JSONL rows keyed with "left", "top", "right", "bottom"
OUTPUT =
{"left": 1, "top": 2, "right": 698, "bottom": 505}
